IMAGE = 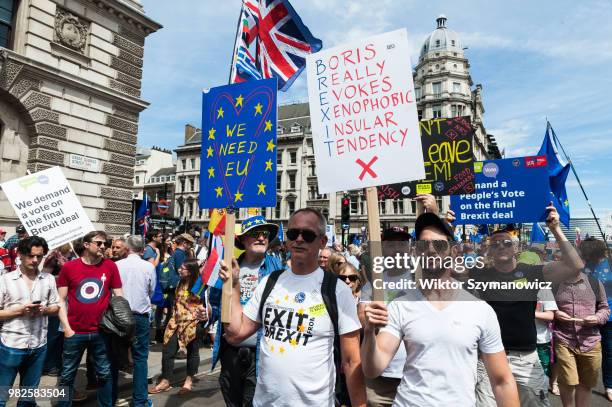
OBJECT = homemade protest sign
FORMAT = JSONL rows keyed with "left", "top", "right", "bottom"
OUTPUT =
{"left": 200, "top": 77, "right": 277, "bottom": 322}
{"left": 378, "top": 116, "right": 475, "bottom": 198}
{"left": 306, "top": 29, "right": 424, "bottom": 193}
{"left": 0, "top": 166, "right": 94, "bottom": 249}
{"left": 450, "top": 156, "right": 551, "bottom": 225}
{"left": 199, "top": 77, "right": 277, "bottom": 209}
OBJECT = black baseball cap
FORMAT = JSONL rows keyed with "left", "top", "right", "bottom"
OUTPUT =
{"left": 16, "top": 225, "right": 26, "bottom": 234}
{"left": 415, "top": 213, "right": 454, "bottom": 240}
{"left": 382, "top": 226, "right": 412, "bottom": 241}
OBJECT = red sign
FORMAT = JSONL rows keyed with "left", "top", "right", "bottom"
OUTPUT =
{"left": 157, "top": 199, "right": 170, "bottom": 215}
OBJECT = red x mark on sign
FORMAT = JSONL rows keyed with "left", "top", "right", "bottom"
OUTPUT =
{"left": 356, "top": 156, "right": 379, "bottom": 180}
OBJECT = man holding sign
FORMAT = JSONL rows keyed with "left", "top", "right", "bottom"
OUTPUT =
{"left": 218, "top": 209, "right": 366, "bottom": 407}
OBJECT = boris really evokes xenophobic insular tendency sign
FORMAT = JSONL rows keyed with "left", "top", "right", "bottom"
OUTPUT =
{"left": 450, "top": 156, "right": 551, "bottom": 224}
{"left": 199, "top": 78, "right": 277, "bottom": 209}
{"left": 378, "top": 116, "right": 475, "bottom": 198}
{"left": 1, "top": 166, "right": 94, "bottom": 249}
{"left": 306, "top": 29, "right": 424, "bottom": 193}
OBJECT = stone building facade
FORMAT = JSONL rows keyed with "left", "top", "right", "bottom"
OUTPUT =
{"left": 0, "top": 0, "right": 160, "bottom": 235}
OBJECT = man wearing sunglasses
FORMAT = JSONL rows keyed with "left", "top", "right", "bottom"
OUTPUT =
{"left": 362, "top": 212, "right": 519, "bottom": 407}
{"left": 219, "top": 208, "right": 366, "bottom": 407}
{"left": 56, "top": 231, "right": 123, "bottom": 407}
{"left": 208, "top": 216, "right": 284, "bottom": 407}
{"left": 456, "top": 203, "right": 585, "bottom": 407}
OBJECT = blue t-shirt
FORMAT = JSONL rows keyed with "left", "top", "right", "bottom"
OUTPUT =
{"left": 142, "top": 244, "right": 157, "bottom": 262}
{"left": 173, "top": 248, "right": 187, "bottom": 270}
{"left": 587, "top": 259, "right": 612, "bottom": 322}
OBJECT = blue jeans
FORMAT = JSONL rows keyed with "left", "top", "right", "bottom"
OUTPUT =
{"left": 601, "top": 321, "right": 612, "bottom": 388}
{"left": 0, "top": 342, "right": 47, "bottom": 407}
{"left": 43, "top": 316, "right": 62, "bottom": 372}
{"left": 132, "top": 314, "right": 150, "bottom": 407}
{"left": 58, "top": 332, "right": 113, "bottom": 407}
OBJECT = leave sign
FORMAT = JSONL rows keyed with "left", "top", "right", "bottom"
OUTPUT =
{"left": 199, "top": 78, "right": 277, "bottom": 209}
{"left": 0, "top": 166, "right": 94, "bottom": 249}
{"left": 450, "top": 156, "right": 551, "bottom": 225}
{"left": 306, "top": 29, "right": 424, "bottom": 193}
{"left": 378, "top": 116, "right": 475, "bottom": 199}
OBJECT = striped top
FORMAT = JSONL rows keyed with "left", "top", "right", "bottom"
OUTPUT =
{"left": 0, "top": 270, "right": 59, "bottom": 349}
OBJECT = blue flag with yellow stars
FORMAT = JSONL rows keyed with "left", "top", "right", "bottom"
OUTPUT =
{"left": 199, "top": 78, "right": 277, "bottom": 209}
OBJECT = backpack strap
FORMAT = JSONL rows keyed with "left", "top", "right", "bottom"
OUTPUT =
{"left": 321, "top": 270, "right": 341, "bottom": 389}
{"left": 258, "top": 270, "right": 284, "bottom": 322}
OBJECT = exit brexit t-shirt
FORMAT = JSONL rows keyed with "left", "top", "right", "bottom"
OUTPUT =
{"left": 57, "top": 258, "right": 122, "bottom": 333}
{"left": 243, "top": 267, "right": 361, "bottom": 407}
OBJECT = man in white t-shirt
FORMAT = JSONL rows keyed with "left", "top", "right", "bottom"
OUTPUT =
{"left": 220, "top": 208, "right": 366, "bottom": 407}
{"left": 361, "top": 213, "right": 520, "bottom": 407}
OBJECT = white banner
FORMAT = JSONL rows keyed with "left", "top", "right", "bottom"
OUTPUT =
{"left": 306, "top": 29, "right": 424, "bottom": 193}
{"left": 1, "top": 166, "right": 95, "bottom": 249}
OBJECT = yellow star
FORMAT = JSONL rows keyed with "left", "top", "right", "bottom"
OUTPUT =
{"left": 284, "top": 295, "right": 289, "bottom": 301}
{"left": 236, "top": 95, "right": 243, "bottom": 108}
{"left": 264, "top": 120, "right": 272, "bottom": 131}
{"left": 208, "top": 128, "right": 216, "bottom": 140}
{"left": 234, "top": 191, "right": 244, "bottom": 202}
{"left": 217, "top": 107, "right": 224, "bottom": 118}
{"left": 254, "top": 103, "right": 263, "bottom": 115}
{"left": 207, "top": 167, "right": 215, "bottom": 179}
{"left": 297, "top": 324, "right": 305, "bottom": 333}
{"left": 206, "top": 146, "right": 214, "bottom": 158}
{"left": 275, "top": 299, "right": 280, "bottom": 304}
{"left": 257, "top": 182, "right": 266, "bottom": 195}
{"left": 266, "top": 139, "right": 275, "bottom": 152}
{"left": 270, "top": 344, "right": 274, "bottom": 352}
{"left": 265, "top": 159, "right": 273, "bottom": 172}
{"left": 297, "top": 308, "right": 304, "bottom": 315}
{"left": 215, "top": 187, "right": 223, "bottom": 198}
{"left": 289, "top": 338, "right": 298, "bottom": 347}
{"left": 279, "top": 346, "right": 285, "bottom": 354}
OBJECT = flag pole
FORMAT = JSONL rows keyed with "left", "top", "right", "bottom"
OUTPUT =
{"left": 228, "top": 1, "right": 244, "bottom": 84}
{"left": 548, "top": 121, "right": 607, "bottom": 243}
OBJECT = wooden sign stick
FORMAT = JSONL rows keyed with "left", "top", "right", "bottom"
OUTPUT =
{"left": 365, "top": 187, "right": 384, "bottom": 302}
{"left": 221, "top": 209, "right": 236, "bottom": 323}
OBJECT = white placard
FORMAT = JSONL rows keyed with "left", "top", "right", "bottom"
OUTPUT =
{"left": 0, "top": 166, "right": 95, "bottom": 249}
{"left": 69, "top": 154, "right": 100, "bottom": 172}
{"left": 325, "top": 224, "right": 335, "bottom": 247}
{"left": 306, "top": 29, "right": 424, "bottom": 193}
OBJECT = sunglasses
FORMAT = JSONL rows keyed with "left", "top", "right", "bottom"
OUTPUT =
{"left": 415, "top": 240, "right": 449, "bottom": 253}
{"left": 490, "top": 240, "right": 514, "bottom": 249}
{"left": 90, "top": 240, "right": 106, "bottom": 247}
{"left": 338, "top": 274, "right": 359, "bottom": 283}
{"left": 286, "top": 228, "right": 318, "bottom": 243}
{"left": 245, "top": 230, "right": 270, "bottom": 239}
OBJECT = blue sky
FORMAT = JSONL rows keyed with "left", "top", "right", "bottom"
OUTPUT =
{"left": 138, "top": 0, "right": 612, "bottom": 223}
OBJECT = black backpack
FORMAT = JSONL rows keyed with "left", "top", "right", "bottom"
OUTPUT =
{"left": 258, "top": 269, "right": 341, "bottom": 390}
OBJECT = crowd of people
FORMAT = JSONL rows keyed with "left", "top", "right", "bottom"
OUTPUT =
{"left": 0, "top": 194, "right": 611, "bottom": 407}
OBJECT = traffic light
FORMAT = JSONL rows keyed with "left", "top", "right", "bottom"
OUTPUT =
{"left": 341, "top": 194, "right": 350, "bottom": 227}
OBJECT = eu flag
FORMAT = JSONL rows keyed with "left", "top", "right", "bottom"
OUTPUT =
{"left": 199, "top": 78, "right": 278, "bottom": 209}
{"left": 537, "top": 124, "right": 570, "bottom": 227}
{"left": 530, "top": 223, "right": 547, "bottom": 243}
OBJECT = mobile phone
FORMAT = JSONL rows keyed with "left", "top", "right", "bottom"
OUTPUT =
{"left": 32, "top": 300, "right": 41, "bottom": 304}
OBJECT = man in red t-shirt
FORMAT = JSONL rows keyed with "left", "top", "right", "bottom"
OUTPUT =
{"left": 57, "top": 231, "right": 123, "bottom": 407}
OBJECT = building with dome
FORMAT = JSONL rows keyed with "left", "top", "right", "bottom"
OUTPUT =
{"left": 168, "top": 15, "right": 502, "bottom": 239}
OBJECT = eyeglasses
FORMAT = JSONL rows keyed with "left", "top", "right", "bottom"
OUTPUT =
{"left": 415, "top": 240, "right": 450, "bottom": 253}
{"left": 90, "top": 240, "right": 106, "bottom": 247}
{"left": 286, "top": 228, "right": 318, "bottom": 243}
{"left": 490, "top": 240, "right": 514, "bottom": 249}
{"left": 245, "top": 230, "right": 270, "bottom": 239}
{"left": 338, "top": 274, "right": 359, "bottom": 283}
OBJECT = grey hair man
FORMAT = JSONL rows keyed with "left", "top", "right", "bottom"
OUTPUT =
{"left": 115, "top": 235, "right": 156, "bottom": 407}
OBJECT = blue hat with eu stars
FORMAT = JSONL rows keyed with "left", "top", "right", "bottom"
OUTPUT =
{"left": 235, "top": 216, "right": 279, "bottom": 250}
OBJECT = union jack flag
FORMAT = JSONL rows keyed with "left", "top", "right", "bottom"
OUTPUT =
{"left": 230, "top": 0, "right": 322, "bottom": 91}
